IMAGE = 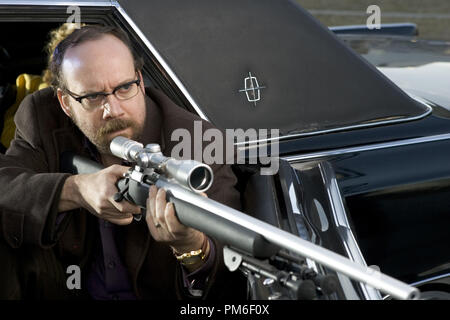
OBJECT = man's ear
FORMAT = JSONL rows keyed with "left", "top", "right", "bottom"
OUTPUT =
{"left": 57, "top": 88, "right": 72, "bottom": 118}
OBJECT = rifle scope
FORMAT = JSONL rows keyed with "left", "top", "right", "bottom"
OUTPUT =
{"left": 110, "top": 136, "right": 213, "bottom": 193}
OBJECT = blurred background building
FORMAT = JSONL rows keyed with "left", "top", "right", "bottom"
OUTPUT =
{"left": 297, "top": 0, "right": 450, "bottom": 41}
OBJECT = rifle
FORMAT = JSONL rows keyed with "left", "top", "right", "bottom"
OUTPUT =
{"left": 61, "top": 136, "right": 420, "bottom": 300}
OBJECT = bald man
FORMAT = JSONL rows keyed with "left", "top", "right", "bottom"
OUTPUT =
{"left": 0, "top": 25, "right": 246, "bottom": 300}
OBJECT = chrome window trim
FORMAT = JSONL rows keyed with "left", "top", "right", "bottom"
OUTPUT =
{"left": 335, "top": 273, "right": 362, "bottom": 300}
{"left": 0, "top": 0, "right": 110, "bottom": 6}
{"left": 111, "top": 1, "right": 210, "bottom": 122}
{"left": 284, "top": 132, "right": 450, "bottom": 163}
{"left": 236, "top": 94, "right": 432, "bottom": 147}
{"left": 288, "top": 185, "right": 361, "bottom": 299}
{"left": 287, "top": 184, "right": 321, "bottom": 277}
{"left": 409, "top": 273, "right": 450, "bottom": 288}
{"left": 318, "top": 162, "right": 382, "bottom": 300}
{"left": 288, "top": 162, "right": 382, "bottom": 299}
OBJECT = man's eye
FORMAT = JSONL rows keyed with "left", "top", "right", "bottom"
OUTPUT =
{"left": 117, "top": 84, "right": 132, "bottom": 93}
{"left": 86, "top": 94, "right": 102, "bottom": 101}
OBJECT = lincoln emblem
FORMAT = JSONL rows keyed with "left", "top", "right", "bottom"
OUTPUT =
{"left": 238, "top": 72, "right": 265, "bottom": 106}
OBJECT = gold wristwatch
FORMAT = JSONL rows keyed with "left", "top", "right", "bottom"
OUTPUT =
{"left": 174, "top": 236, "right": 209, "bottom": 266}
{"left": 175, "top": 249, "right": 206, "bottom": 266}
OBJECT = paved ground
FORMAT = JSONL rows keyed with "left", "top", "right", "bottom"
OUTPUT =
{"left": 296, "top": 0, "right": 450, "bottom": 41}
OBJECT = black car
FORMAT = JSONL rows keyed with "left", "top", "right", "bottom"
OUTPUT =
{"left": 0, "top": 0, "right": 449, "bottom": 300}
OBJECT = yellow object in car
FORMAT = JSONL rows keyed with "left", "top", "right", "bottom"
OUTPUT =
{"left": 1, "top": 73, "right": 49, "bottom": 148}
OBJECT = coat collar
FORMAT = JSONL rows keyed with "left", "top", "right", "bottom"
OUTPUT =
{"left": 139, "top": 93, "right": 165, "bottom": 153}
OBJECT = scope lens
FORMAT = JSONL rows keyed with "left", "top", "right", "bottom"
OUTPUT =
{"left": 189, "top": 167, "right": 212, "bottom": 191}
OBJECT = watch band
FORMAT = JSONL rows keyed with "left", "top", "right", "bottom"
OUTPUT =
{"left": 174, "top": 234, "right": 209, "bottom": 266}
{"left": 175, "top": 249, "right": 206, "bottom": 265}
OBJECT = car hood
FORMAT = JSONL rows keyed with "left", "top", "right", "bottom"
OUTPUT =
{"left": 118, "top": 0, "right": 429, "bottom": 137}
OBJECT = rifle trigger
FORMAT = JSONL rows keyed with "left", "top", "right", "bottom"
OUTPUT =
{"left": 114, "top": 184, "right": 129, "bottom": 202}
{"left": 113, "top": 192, "right": 124, "bottom": 202}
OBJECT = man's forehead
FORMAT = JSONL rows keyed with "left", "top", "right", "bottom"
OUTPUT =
{"left": 64, "top": 33, "right": 132, "bottom": 59}
{"left": 62, "top": 34, "right": 136, "bottom": 92}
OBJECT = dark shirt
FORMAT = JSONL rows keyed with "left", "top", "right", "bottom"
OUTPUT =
{"left": 86, "top": 219, "right": 137, "bottom": 300}
{"left": 84, "top": 218, "right": 216, "bottom": 300}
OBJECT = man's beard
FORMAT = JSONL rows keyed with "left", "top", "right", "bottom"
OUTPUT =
{"left": 72, "top": 115, "right": 143, "bottom": 154}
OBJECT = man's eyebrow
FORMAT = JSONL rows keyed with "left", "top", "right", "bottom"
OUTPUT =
{"left": 78, "top": 77, "right": 137, "bottom": 96}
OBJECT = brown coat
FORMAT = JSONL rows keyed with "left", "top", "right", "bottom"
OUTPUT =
{"left": 0, "top": 86, "right": 246, "bottom": 299}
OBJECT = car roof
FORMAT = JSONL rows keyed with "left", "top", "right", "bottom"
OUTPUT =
{"left": 118, "top": 0, "right": 429, "bottom": 138}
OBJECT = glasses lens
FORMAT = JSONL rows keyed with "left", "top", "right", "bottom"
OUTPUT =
{"left": 77, "top": 80, "right": 139, "bottom": 111}
{"left": 114, "top": 82, "right": 139, "bottom": 100}
{"left": 81, "top": 94, "right": 106, "bottom": 111}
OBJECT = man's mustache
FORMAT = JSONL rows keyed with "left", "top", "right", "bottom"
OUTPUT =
{"left": 96, "top": 118, "right": 136, "bottom": 138}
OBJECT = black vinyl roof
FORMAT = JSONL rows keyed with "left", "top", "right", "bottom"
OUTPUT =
{"left": 119, "top": 0, "right": 429, "bottom": 136}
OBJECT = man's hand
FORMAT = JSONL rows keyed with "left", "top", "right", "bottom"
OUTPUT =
{"left": 59, "top": 164, "right": 141, "bottom": 225}
{"left": 145, "top": 185, "right": 206, "bottom": 255}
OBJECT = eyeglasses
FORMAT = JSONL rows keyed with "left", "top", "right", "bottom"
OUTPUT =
{"left": 64, "top": 77, "right": 141, "bottom": 111}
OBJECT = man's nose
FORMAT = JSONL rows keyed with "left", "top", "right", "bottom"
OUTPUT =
{"left": 102, "top": 95, "right": 125, "bottom": 119}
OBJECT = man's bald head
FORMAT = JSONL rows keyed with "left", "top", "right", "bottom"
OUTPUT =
{"left": 52, "top": 25, "right": 147, "bottom": 155}
{"left": 50, "top": 24, "right": 143, "bottom": 92}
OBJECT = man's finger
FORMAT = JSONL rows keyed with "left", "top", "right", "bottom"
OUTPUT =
{"left": 110, "top": 197, "right": 141, "bottom": 214}
{"left": 107, "top": 164, "right": 130, "bottom": 178}
{"left": 145, "top": 206, "right": 157, "bottom": 232}
{"left": 147, "top": 185, "right": 157, "bottom": 218}
{"left": 107, "top": 216, "right": 134, "bottom": 226}
{"left": 165, "top": 202, "right": 182, "bottom": 235}
{"left": 155, "top": 188, "right": 167, "bottom": 224}
{"left": 97, "top": 208, "right": 133, "bottom": 218}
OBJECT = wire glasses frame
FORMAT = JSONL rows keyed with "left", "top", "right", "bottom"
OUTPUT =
{"left": 64, "top": 77, "right": 141, "bottom": 111}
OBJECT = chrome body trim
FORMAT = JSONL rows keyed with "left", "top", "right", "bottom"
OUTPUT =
{"left": 284, "top": 132, "right": 450, "bottom": 163}
{"left": 318, "top": 162, "right": 383, "bottom": 300}
{"left": 236, "top": 94, "right": 432, "bottom": 147}
{"left": 335, "top": 273, "right": 361, "bottom": 300}
{"left": 289, "top": 187, "right": 362, "bottom": 300}
{"left": 111, "top": 1, "right": 210, "bottom": 122}
{"left": 410, "top": 273, "right": 450, "bottom": 287}
{"left": 287, "top": 184, "right": 321, "bottom": 276}
{"left": 330, "top": 22, "right": 417, "bottom": 32}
